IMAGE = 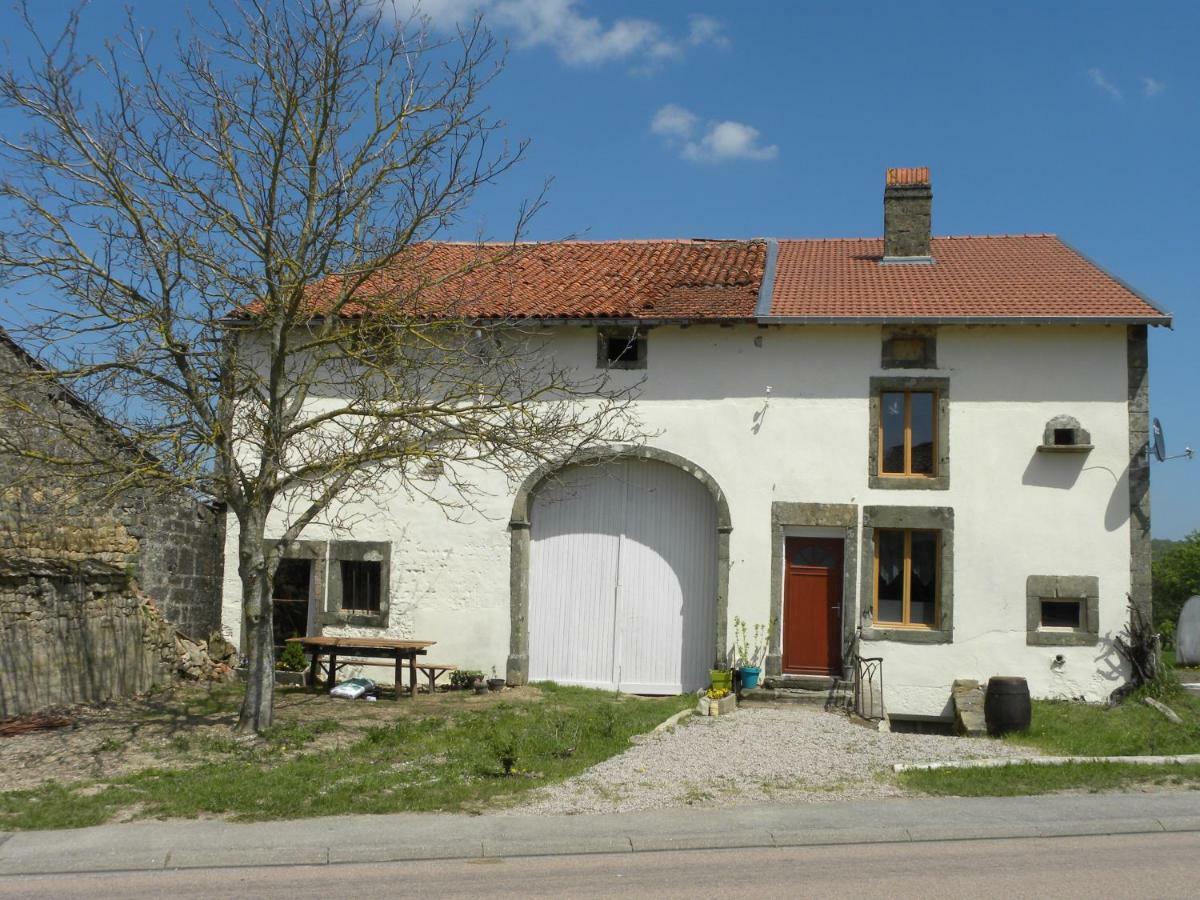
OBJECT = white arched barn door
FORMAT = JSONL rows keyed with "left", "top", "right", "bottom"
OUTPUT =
{"left": 527, "top": 459, "right": 717, "bottom": 694}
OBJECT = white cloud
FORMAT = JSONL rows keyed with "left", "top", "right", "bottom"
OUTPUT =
{"left": 683, "top": 121, "right": 778, "bottom": 163}
{"left": 398, "top": 0, "right": 726, "bottom": 67}
{"left": 1142, "top": 76, "right": 1166, "bottom": 97}
{"left": 650, "top": 105, "right": 777, "bottom": 164}
{"left": 686, "top": 14, "right": 728, "bottom": 48}
{"left": 1087, "top": 67, "right": 1123, "bottom": 100}
{"left": 650, "top": 104, "right": 698, "bottom": 140}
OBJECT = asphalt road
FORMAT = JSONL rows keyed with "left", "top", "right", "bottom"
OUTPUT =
{"left": 3, "top": 832, "right": 1198, "bottom": 899}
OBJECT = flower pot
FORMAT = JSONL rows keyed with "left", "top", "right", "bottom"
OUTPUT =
{"left": 473, "top": 678, "right": 487, "bottom": 695}
{"left": 739, "top": 666, "right": 762, "bottom": 691}
{"left": 487, "top": 677, "right": 505, "bottom": 692}
{"left": 709, "top": 669, "right": 733, "bottom": 693}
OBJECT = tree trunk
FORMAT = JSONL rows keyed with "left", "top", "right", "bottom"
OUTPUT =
{"left": 236, "top": 515, "right": 276, "bottom": 733}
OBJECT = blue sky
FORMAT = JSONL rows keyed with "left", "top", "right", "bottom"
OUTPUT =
{"left": 3, "top": 1, "right": 1197, "bottom": 536}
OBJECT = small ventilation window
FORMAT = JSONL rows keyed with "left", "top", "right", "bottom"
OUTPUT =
{"left": 1038, "top": 416, "right": 1093, "bottom": 453}
{"left": 1040, "top": 599, "right": 1082, "bottom": 629}
{"left": 597, "top": 328, "right": 647, "bottom": 370}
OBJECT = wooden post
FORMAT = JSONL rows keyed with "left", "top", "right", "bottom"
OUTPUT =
{"left": 394, "top": 655, "right": 404, "bottom": 701}
{"left": 408, "top": 650, "right": 417, "bottom": 699}
{"left": 328, "top": 651, "right": 337, "bottom": 687}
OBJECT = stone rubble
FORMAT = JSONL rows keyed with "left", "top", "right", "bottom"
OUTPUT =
{"left": 174, "top": 630, "right": 239, "bottom": 682}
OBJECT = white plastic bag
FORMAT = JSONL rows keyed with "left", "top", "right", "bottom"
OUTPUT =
{"left": 329, "top": 677, "right": 375, "bottom": 699}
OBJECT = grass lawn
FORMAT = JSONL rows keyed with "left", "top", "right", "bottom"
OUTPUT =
{"left": 0, "top": 682, "right": 692, "bottom": 831}
{"left": 1163, "top": 648, "right": 1200, "bottom": 672}
{"left": 901, "top": 761, "right": 1200, "bottom": 797}
{"left": 899, "top": 690, "right": 1200, "bottom": 798}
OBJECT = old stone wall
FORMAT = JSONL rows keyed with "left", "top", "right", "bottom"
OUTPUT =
{"left": 0, "top": 332, "right": 225, "bottom": 716}
{"left": 0, "top": 509, "right": 175, "bottom": 718}
{"left": 0, "top": 572, "right": 174, "bottom": 718}
{"left": 125, "top": 494, "right": 226, "bottom": 639}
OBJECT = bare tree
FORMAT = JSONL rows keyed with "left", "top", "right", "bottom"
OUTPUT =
{"left": 0, "top": 0, "right": 638, "bottom": 732}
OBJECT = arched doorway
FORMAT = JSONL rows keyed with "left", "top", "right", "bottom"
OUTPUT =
{"left": 507, "top": 447, "right": 731, "bottom": 693}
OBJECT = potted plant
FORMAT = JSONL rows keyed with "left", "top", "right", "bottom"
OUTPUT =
{"left": 709, "top": 667, "right": 733, "bottom": 694}
{"left": 472, "top": 673, "right": 487, "bottom": 694}
{"left": 487, "top": 666, "right": 506, "bottom": 692}
{"left": 734, "top": 616, "right": 770, "bottom": 691}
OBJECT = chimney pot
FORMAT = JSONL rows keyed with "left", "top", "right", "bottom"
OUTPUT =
{"left": 883, "top": 167, "right": 933, "bottom": 260}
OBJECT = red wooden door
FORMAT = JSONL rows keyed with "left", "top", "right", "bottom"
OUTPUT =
{"left": 782, "top": 537, "right": 844, "bottom": 676}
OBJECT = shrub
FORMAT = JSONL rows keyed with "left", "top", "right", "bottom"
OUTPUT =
{"left": 450, "top": 669, "right": 484, "bottom": 690}
{"left": 1113, "top": 599, "right": 1178, "bottom": 702}
{"left": 277, "top": 640, "right": 308, "bottom": 672}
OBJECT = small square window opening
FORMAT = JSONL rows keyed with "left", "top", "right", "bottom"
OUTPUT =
{"left": 1053, "top": 428, "right": 1075, "bottom": 446}
{"left": 340, "top": 560, "right": 382, "bottom": 613}
{"left": 597, "top": 328, "right": 647, "bottom": 370}
{"left": 1040, "top": 599, "right": 1083, "bottom": 630}
{"left": 606, "top": 334, "right": 640, "bottom": 364}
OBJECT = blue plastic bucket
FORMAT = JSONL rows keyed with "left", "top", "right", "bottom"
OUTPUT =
{"left": 740, "top": 666, "right": 762, "bottom": 690}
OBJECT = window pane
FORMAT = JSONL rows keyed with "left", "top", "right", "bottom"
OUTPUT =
{"left": 880, "top": 392, "right": 906, "bottom": 473}
{"left": 606, "top": 332, "right": 639, "bottom": 363}
{"left": 909, "top": 392, "right": 935, "bottom": 475}
{"left": 909, "top": 531, "right": 938, "bottom": 626}
{"left": 1041, "top": 600, "right": 1081, "bottom": 629}
{"left": 875, "top": 530, "right": 905, "bottom": 623}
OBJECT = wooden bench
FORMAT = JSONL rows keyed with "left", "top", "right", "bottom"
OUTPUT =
{"left": 331, "top": 657, "right": 457, "bottom": 692}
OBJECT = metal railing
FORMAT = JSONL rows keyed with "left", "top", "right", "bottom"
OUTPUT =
{"left": 852, "top": 653, "right": 885, "bottom": 721}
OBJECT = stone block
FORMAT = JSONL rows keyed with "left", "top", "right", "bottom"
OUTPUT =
{"left": 951, "top": 679, "right": 986, "bottom": 737}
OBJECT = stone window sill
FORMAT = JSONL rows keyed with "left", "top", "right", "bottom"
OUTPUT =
{"left": 1036, "top": 444, "right": 1094, "bottom": 454}
{"left": 1026, "top": 630, "right": 1098, "bottom": 647}
{"left": 869, "top": 474, "right": 950, "bottom": 491}
{"left": 860, "top": 625, "right": 952, "bottom": 644}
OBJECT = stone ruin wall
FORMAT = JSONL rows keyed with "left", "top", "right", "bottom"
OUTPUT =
{"left": 0, "top": 505, "right": 176, "bottom": 718}
{"left": 0, "top": 335, "right": 226, "bottom": 717}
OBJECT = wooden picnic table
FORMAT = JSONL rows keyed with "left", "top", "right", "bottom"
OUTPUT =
{"left": 286, "top": 636, "right": 435, "bottom": 700}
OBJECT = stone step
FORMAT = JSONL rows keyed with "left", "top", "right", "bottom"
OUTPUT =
{"left": 762, "top": 674, "right": 841, "bottom": 692}
{"left": 740, "top": 684, "right": 852, "bottom": 707}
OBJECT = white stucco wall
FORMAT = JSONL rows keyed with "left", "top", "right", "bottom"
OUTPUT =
{"left": 221, "top": 323, "right": 1136, "bottom": 716}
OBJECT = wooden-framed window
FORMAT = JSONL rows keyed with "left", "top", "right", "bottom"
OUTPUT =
{"left": 879, "top": 390, "right": 937, "bottom": 477}
{"left": 873, "top": 528, "right": 940, "bottom": 627}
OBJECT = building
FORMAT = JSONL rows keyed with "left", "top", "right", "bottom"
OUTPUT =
{"left": 220, "top": 168, "right": 1169, "bottom": 720}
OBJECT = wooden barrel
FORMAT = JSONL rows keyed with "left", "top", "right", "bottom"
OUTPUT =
{"left": 984, "top": 676, "right": 1031, "bottom": 736}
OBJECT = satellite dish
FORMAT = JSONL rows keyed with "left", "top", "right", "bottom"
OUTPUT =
{"left": 1152, "top": 418, "right": 1166, "bottom": 463}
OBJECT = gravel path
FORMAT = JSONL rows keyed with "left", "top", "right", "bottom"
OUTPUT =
{"left": 504, "top": 706, "right": 1038, "bottom": 815}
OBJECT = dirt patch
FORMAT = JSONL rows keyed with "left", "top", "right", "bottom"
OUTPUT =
{"left": 0, "top": 682, "right": 544, "bottom": 793}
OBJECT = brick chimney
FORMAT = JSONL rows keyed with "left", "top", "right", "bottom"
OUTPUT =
{"left": 883, "top": 167, "right": 932, "bottom": 261}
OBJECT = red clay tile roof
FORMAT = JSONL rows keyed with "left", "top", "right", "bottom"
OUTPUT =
{"left": 286, "top": 240, "right": 766, "bottom": 321}
{"left": 886, "top": 167, "right": 930, "bottom": 186}
{"left": 767, "top": 235, "right": 1169, "bottom": 322}
{"left": 250, "top": 233, "right": 1167, "bottom": 324}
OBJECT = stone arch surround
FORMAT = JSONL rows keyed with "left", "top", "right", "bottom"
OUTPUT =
{"left": 506, "top": 445, "right": 733, "bottom": 685}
